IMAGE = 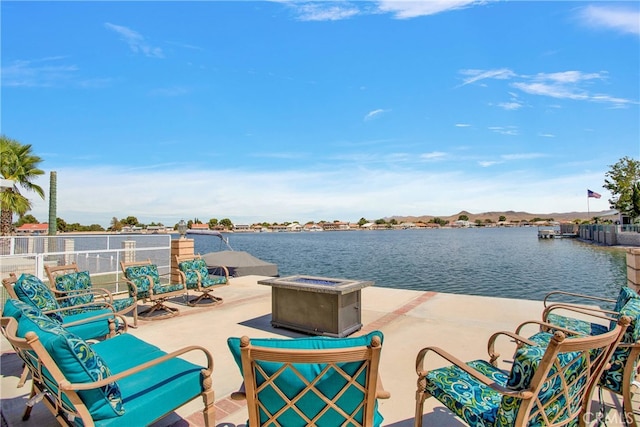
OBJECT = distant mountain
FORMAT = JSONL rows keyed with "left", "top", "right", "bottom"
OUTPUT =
{"left": 388, "top": 210, "right": 616, "bottom": 224}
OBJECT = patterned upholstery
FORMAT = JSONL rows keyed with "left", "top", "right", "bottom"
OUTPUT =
{"left": 424, "top": 360, "right": 507, "bottom": 426}
{"left": 13, "top": 274, "right": 63, "bottom": 322}
{"left": 54, "top": 271, "right": 94, "bottom": 314}
{"left": 178, "top": 258, "right": 227, "bottom": 289}
{"left": 600, "top": 298, "right": 640, "bottom": 394}
{"left": 124, "top": 264, "right": 184, "bottom": 299}
{"left": 499, "top": 346, "right": 587, "bottom": 426}
{"left": 543, "top": 289, "right": 640, "bottom": 395}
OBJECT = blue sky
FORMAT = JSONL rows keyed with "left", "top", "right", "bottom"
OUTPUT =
{"left": 2, "top": 1, "right": 639, "bottom": 227}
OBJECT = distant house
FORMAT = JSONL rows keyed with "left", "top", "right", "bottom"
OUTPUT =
{"left": 16, "top": 223, "right": 49, "bottom": 234}
{"left": 303, "top": 223, "right": 323, "bottom": 232}
{"left": 287, "top": 223, "right": 302, "bottom": 232}
{"left": 233, "top": 224, "right": 252, "bottom": 232}
{"left": 190, "top": 223, "right": 210, "bottom": 231}
{"left": 122, "top": 225, "right": 143, "bottom": 233}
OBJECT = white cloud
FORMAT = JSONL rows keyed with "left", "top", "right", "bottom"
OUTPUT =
{"left": 294, "top": 3, "right": 360, "bottom": 21}
{"left": 104, "top": 23, "right": 164, "bottom": 58}
{"left": 364, "top": 108, "right": 390, "bottom": 121}
{"left": 459, "top": 68, "right": 516, "bottom": 86}
{"left": 420, "top": 151, "right": 447, "bottom": 160}
{"left": 376, "top": 0, "right": 479, "bottom": 19}
{"left": 1, "top": 57, "right": 78, "bottom": 87}
{"left": 578, "top": 5, "right": 640, "bottom": 36}
{"left": 455, "top": 123, "right": 471, "bottom": 127}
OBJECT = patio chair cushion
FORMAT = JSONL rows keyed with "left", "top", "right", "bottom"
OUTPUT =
{"left": 90, "top": 334, "right": 206, "bottom": 427}
{"left": 424, "top": 359, "right": 509, "bottom": 426}
{"left": 54, "top": 271, "right": 94, "bottom": 313}
{"left": 5, "top": 299, "right": 124, "bottom": 420}
{"left": 545, "top": 286, "right": 639, "bottom": 336}
{"left": 498, "top": 342, "right": 588, "bottom": 426}
{"left": 179, "top": 258, "right": 227, "bottom": 289}
{"left": 111, "top": 297, "right": 136, "bottom": 313}
{"left": 124, "top": 264, "right": 184, "bottom": 298}
{"left": 13, "top": 273, "right": 63, "bottom": 322}
{"left": 227, "top": 331, "right": 385, "bottom": 427}
{"left": 601, "top": 297, "right": 640, "bottom": 394}
{"left": 613, "top": 286, "right": 640, "bottom": 313}
{"left": 543, "top": 314, "right": 608, "bottom": 336}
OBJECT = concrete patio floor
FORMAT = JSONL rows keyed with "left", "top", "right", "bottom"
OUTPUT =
{"left": 1, "top": 275, "right": 637, "bottom": 426}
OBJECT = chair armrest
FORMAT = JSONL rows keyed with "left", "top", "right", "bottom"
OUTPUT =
{"left": 44, "top": 301, "right": 115, "bottom": 315}
{"left": 53, "top": 288, "right": 114, "bottom": 305}
{"left": 542, "top": 304, "right": 617, "bottom": 323}
{"left": 207, "top": 264, "right": 230, "bottom": 279}
{"left": 543, "top": 290, "right": 615, "bottom": 308}
{"left": 486, "top": 330, "right": 539, "bottom": 366}
{"left": 63, "top": 344, "right": 213, "bottom": 391}
{"left": 415, "top": 346, "right": 533, "bottom": 399}
{"left": 230, "top": 382, "right": 246, "bottom": 400}
{"left": 375, "top": 376, "right": 390, "bottom": 399}
{"left": 61, "top": 313, "right": 128, "bottom": 333}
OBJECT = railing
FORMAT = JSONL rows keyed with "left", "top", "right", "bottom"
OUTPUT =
{"left": 0, "top": 234, "right": 173, "bottom": 301}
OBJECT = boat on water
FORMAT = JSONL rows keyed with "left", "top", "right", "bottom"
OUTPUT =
{"left": 187, "top": 230, "right": 279, "bottom": 277}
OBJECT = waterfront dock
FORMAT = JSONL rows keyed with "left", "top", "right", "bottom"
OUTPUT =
{"left": 1, "top": 275, "right": 636, "bottom": 426}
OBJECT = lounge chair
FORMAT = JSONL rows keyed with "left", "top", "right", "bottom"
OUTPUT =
{"left": 227, "top": 330, "right": 389, "bottom": 426}
{"left": 120, "top": 259, "right": 186, "bottom": 321}
{"left": 175, "top": 254, "right": 229, "bottom": 306}
{"left": 1, "top": 298, "right": 215, "bottom": 426}
{"left": 45, "top": 263, "right": 138, "bottom": 327}
{"left": 537, "top": 286, "right": 640, "bottom": 427}
{"left": 414, "top": 317, "right": 630, "bottom": 427}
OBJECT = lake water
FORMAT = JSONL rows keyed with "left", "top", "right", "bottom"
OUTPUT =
{"left": 190, "top": 227, "right": 629, "bottom": 302}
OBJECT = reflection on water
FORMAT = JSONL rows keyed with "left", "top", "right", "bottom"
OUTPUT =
{"left": 190, "top": 227, "right": 628, "bottom": 302}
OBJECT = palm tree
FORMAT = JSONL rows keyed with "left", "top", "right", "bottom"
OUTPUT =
{"left": 0, "top": 136, "right": 45, "bottom": 235}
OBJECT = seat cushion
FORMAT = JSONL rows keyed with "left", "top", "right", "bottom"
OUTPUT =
{"left": 545, "top": 313, "right": 608, "bottom": 336}
{"left": 13, "top": 273, "right": 63, "bottom": 323}
{"left": 63, "top": 309, "right": 115, "bottom": 341}
{"left": 6, "top": 299, "right": 124, "bottom": 420}
{"left": 178, "top": 259, "right": 208, "bottom": 288}
{"left": 228, "top": 331, "right": 385, "bottom": 427}
{"left": 125, "top": 264, "right": 183, "bottom": 298}
{"left": 425, "top": 359, "right": 508, "bottom": 427}
{"left": 601, "top": 297, "right": 640, "bottom": 394}
{"left": 111, "top": 297, "right": 136, "bottom": 313}
{"left": 496, "top": 343, "right": 587, "bottom": 426}
{"left": 92, "top": 334, "right": 206, "bottom": 427}
{"left": 54, "top": 271, "right": 95, "bottom": 313}
{"left": 613, "top": 286, "right": 639, "bottom": 313}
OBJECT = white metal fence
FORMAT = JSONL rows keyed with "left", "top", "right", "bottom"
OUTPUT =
{"left": 0, "top": 234, "right": 173, "bottom": 300}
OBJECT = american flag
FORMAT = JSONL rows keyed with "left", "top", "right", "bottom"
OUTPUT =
{"left": 588, "top": 189, "right": 601, "bottom": 199}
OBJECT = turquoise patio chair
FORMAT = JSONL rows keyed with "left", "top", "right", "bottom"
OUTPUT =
{"left": 45, "top": 263, "right": 138, "bottom": 327}
{"left": 175, "top": 254, "right": 229, "bottom": 306}
{"left": 414, "top": 317, "right": 629, "bottom": 427}
{"left": 1, "top": 298, "right": 215, "bottom": 426}
{"left": 227, "top": 331, "right": 389, "bottom": 427}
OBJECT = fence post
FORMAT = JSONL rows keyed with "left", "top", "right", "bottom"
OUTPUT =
{"left": 171, "top": 238, "right": 194, "bottom": 283}
{"left": 122, "top": 240, "right": 136, "bottom": 263}
{"left": 626, "top": 248, "right": 640, "bottom": 293}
